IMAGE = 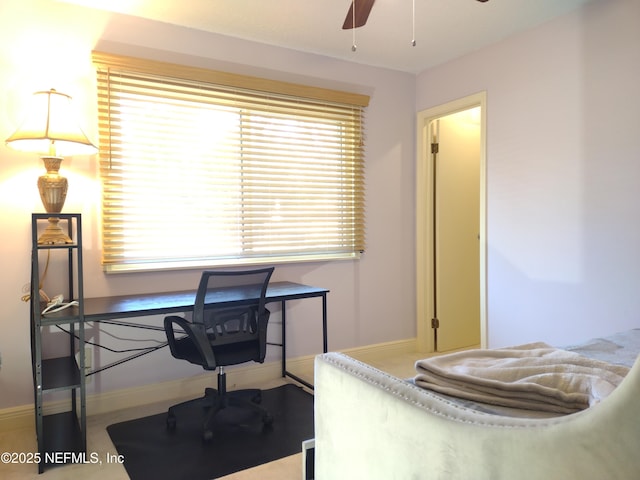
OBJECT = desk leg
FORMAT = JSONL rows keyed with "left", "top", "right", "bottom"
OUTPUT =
{"left": 322, "top": 293, "right": 328, "bottom": 353}
{"left": 281, "top": 299, "right": 287, "bottom": 378}
{"left": 281, "top": 294, "right": 328, "bottom": 390}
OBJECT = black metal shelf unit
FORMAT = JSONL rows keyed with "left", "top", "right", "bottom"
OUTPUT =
{"left": 30, "top": 213, "right": 86, "bottom": 474}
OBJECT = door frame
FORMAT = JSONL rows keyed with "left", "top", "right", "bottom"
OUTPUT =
{"left": 416, "top": 92, "right": 487, "bottom": 352}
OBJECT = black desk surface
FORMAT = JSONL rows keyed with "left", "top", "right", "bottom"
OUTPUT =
{"left": 83, "top": 281, "right": 329, "bottom": 321}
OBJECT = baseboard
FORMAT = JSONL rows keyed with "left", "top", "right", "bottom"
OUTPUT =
{"left": 341, "top": 337, "right": 418, "bottom": 361}
{"left": 0, "top": 404, "right": 36, "bottom": 432}
{"left": 0, "top": 338, "right": 416, "bottom": 431}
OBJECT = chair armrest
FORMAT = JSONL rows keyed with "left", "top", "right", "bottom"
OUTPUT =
{"left": 164, "top": 315, "right": 217, "bottom": 368}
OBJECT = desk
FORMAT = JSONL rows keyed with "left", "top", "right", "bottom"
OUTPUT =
{"left": 83, "top": 282, "right": 329, "bottom": 389}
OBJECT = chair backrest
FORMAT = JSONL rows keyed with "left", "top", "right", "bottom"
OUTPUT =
{"left": 193, "top": 267, "right": 274, "bottom": 364}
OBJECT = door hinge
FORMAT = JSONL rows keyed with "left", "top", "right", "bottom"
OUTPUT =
{"left": 431, "top": 317, "right": 440, "bottom": 329}
{"left": 431, "top": 142, "right": 439, "bottom": 154}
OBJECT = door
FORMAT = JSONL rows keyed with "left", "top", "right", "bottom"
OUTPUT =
{"left": 416, "top": 92, "right": 486, "bottom": 353}
{"left": 432, "top": 109, "right": 481, "bottom": 351}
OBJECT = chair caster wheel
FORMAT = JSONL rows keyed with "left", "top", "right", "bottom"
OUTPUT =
{"left": 166, "top": 414, "right": 176, "bottom": 431}
{"left": 202, "top": 430, "right": 214, "bottom": 443}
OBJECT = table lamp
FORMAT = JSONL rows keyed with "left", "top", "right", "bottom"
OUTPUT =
{"left": 5, "top": 89, "right": 97, "bottom": 244}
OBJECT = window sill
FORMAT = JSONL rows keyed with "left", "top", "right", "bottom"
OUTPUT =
{"left": 103, "top": 252, "right": 362, "bottom": 274}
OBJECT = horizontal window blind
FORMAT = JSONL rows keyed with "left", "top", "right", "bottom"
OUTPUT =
{"left": 93, "top": 52, "right": 368, "bottom": 272}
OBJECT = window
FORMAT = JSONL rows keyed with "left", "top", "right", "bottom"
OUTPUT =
{"left": 93, "top": 52, "right": 369, "bottom": 272}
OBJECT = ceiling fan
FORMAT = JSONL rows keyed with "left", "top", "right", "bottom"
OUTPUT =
{"left": 342, "top": 0, "right": 490, "bottom": 30}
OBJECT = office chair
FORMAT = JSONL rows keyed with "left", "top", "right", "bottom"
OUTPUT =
{"left": 163, "top": 267, "right": 275, "bottom": 442}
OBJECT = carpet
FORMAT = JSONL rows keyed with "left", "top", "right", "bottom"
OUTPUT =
{"left": 106, "top": 384, "right": 314, "bottom": 480}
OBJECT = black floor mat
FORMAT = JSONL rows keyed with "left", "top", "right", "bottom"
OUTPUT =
{"left": 106, "top": 384, "right": 314, "bottom": 480}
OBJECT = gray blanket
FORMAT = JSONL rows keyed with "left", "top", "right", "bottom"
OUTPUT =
{"left": 414, "top": 342, "right": 630, "bottom": 414}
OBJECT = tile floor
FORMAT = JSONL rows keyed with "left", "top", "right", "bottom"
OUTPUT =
{"left": 0, "top": 351, "right": 427, "bottom": 480}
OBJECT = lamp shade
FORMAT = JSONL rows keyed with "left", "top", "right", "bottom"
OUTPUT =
{"left": 5, "top": 89, "right": 96, "bottom": 157}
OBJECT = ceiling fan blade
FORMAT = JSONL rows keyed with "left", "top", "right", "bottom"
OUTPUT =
{"left": 342, "top": 0, "right": 376, "bottom": 30}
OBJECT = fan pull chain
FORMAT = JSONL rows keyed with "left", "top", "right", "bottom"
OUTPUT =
{"left": 412, "top": 0, "right": 417, "bottom": 46}
{"left": 352, "top": 1, "right": 357, "bottom": 51}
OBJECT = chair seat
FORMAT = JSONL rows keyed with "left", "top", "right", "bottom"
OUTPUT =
{"left": 173, "top": 336, "right": 262, "bottom": 369}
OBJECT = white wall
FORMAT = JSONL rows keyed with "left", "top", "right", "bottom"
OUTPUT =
{"left": 0, "top": 0, "right": 416, "bottom": 409}
{"left": 417, "top": 0, "right": 640, "bottom": 348}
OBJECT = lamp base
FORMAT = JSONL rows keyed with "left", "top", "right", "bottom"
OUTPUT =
{"left": 38, "top": 156, "right": 68, "bottom": 213}
{"left": 38, "top": 217, "right": 73, "bottom": 245}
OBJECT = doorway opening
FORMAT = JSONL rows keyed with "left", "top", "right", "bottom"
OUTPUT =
{"left": 416, "top": 92, "right": 487, "bottom": 353}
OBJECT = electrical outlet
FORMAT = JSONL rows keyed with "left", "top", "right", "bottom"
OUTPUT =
{"left": 84, "top": 346, "right": 91, "bottom": 369}
{"left": 84, "top": 346, "right": 92, "bottom": 384}
{"left": 75, "top": 347, "right": 93, "bottom": 383}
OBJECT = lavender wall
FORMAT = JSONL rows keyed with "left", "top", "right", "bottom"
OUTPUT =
{"left": 0, "top": 0, "right": 416, "bottom": 408}
{"left": 417, "top": 0, "right": 640, "bottom": 348}
{"left": 1, "top": 0, "right": 637, "bottom": 411}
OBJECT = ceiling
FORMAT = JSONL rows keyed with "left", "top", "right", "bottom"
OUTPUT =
{"left": 62, "top": 0, "right": 597, "bottom": 74}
